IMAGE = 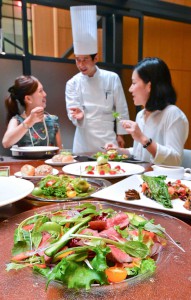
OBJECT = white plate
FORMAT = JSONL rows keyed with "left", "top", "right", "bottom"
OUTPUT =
{"left": 62, "top": 161, "right": 145, "bottom": 178}
{"left": 14, "top": 168, "right": 59, "bottom": 179}
{"left": 45, "top": 158, "right": 77, "bottom": 167}
{"left": 0, "top": 177, "right": 34, "bottom": 207}
{"left": 92, "top": 174, "right": 191, "bottom": 216}
{"left": 10, "top": 146, "right": 59, "bottom": 153}
{"left": 144, "top": 170, "right": 191, "bottom": 181}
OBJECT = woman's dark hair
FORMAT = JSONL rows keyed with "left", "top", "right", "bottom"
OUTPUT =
{"left": 5, "top": 75, "right": 39, "bottom": 123}
{"left": 134, "top": 57, "right": 176, "bottom": 111}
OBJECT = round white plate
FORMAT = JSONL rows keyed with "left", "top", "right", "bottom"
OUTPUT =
{"left": 144, "top": 171, "right": 191, "bottom": 181}
{"left": 10, "top": 146, "right": 59, "bottom": 153}
{"left": 14, "top": 168, "right": 59, "bottom": 179}
{"left": 45, "top": 158, "right": 77, "bottom": 167}
{"left": 62, "top": 161, "right": 145, "bottom": 178}
{"left": 0, "top": 177, "right": 34, "bottom": 207}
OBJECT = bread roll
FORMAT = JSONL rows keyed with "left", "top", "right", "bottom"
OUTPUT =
{"left": 61, "top": 155, "right": 74, "bottom": 162}
{"left": 21, "top": 164, "right": 35, "bottom": 176}
{"left": 52, "top": 154, "right": 74, "bottom": 163}
{"left": 35, "top": 164, "right": 53, "bottom": 176}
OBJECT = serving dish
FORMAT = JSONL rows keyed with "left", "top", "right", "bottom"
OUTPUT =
{"left": 45, "top": 158, "right": 77, "bottom": 167}
{"left": 14, "top": 168, "right": 59, "bottom": 180}
{"left": 62, "top": 161, "right": 145, "bottom": 178}
{"left": 92, "top": 174, "right": 191, "bottom": 217}
{"left": 144, "top": 170, "right": 191, "bottom": 181}
{"left": 26, "top": 177, "right": 111, "bottom": 203}
{"left": 0, "top": 177, "right": 34, "bottom": 207}
{"left": 89, "top": 154, "right": 145, "bottom": 164}
{"left": 0, "top": 200, "right": 190, "bottom": 300}
{"left": 10, "top": 146, "right": 59, "bottom": 158}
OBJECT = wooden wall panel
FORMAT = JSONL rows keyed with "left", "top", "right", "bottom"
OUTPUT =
{"left": 143, "top": 16, "right": 191, "bottom": 149}
{"left": 32, "top": 5, "right": 55, "bottom": 56}
{"left": 161, "top": 0, "right": 191, "bottom": 6}
{"left": 123, "top": 17, "right": 139, "bottom": 65}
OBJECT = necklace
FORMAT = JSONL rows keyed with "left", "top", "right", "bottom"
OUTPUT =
{"left": 22, "top": 111, "right": 49, "bottom": 146}
{"left": 29, "top": 119, "right": 49, "bottom": 146}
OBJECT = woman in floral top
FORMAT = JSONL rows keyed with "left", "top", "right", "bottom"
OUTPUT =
{"left": 2, "top": 75, "right": 62, "bottom": 149}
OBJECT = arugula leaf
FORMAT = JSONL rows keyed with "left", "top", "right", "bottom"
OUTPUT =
{"left": 142, "top": 175, "right": 173, "bottom": 208}
{"left": 6, "top": 262, "right": 29, "bottom": 271}
{"left": 144, "top": 221, "right": 166, "bottom": 237}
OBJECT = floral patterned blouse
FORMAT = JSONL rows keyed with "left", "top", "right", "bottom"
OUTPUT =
{"left": 14, "top": 114, "right": 60, "bottom": 147}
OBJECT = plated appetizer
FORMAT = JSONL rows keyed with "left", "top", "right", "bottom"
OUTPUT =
{"left": 6, "top": 202, "right": 167, "bottom": 290}
{"left": 86, "top": 155, "right": 125, "bottom": 176}
{"left": 141, "top": 175, "right": 191, "bottom": 210}
{"left": 93, "top": 150, "right": 128, "bottom": 161}
{"left": 31, "top": 174, "right": 95, "bottom": 199}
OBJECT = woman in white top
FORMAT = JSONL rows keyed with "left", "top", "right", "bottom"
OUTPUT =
{"left": 105, "top": 57, "right": 189, "bottom": 166}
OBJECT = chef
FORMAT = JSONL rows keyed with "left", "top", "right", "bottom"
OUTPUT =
{"left": 65, "top": 5, "right": 129, "bottom": 153}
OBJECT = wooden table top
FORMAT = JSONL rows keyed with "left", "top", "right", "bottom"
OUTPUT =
{"left": 0, "top": 156, "right": 191, "bottom": 300}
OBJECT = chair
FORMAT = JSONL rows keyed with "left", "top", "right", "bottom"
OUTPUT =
{"left": 181, "top": 149, "right": 191, "bottom": 168}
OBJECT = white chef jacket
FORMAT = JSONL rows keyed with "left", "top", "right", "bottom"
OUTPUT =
{"left": 65, "top": 66, "right": 129, "bottom": 153}
{"left": 128, "top": 105, "right": 189, "bottom": 166}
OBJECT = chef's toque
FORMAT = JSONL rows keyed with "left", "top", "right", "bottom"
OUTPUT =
{"left": 70, "top": 5, "right": 97, "bottom": 55}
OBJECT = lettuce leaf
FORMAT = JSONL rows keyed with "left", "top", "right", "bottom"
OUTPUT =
{"left": 142, "top": 175, "right": 173, "bottom": 208}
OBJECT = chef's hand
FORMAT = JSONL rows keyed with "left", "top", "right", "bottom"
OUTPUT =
{"left": 69, "top": 107, "right": 84, "bottom": 120}
{"left": 117, "top": 135, "right": 125, "bottom": 148}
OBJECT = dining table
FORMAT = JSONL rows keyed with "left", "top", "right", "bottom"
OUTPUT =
{"left": 0, "top": 154, "right": 191, "bottom": 300}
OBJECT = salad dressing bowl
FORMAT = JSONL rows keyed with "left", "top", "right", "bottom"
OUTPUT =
{"left": 152, "top": 165, "right": 191, "bottom": 180}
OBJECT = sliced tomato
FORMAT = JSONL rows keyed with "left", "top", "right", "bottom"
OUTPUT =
{"left": 141, "top": 182, "right": 148, "bottom": 192}
{"left": 45, "top": 180, "right": 56, "bottom": 187}
{"left": 22, "top": 224, "right": 35, "bottom": 231}
{"left": 105, "top": 266, "right": 127, "bottom": 283}
{"left": 109, "top": 170, "right": 117, "bottom": 175}
{"left": 142, "top": 230, "right": 155, "bottom": 243}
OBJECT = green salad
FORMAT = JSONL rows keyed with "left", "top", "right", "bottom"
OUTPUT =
{"left": 6, "top": 203, "right": 167, "bottom": 290}
{"left": 31, "top": 174, "right": 95, "bottom": 199}
{"left": 93, "top": 151, "right": 128, "bottom": 161}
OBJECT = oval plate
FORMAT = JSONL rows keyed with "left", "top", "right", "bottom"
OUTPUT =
{"left": 26, "top": 177, "right": 111, "bottom": 203}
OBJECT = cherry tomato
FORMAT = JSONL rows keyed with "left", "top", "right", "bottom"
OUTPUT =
{"left": 46, "top": 180, "right": 56, "bottom": 187}
{"left": 105, "top": 266, "right": 128, "bottom": 283}
{"left": 87, "top": 171, "right": 94, "bottom": 174}
{"left": 109, "top": 154, "right": 116, "bottom": 160}
{"left": 99, "top": 170, "right": 105, "bottom": 175}
{"left": 114, "top": 165, "right": 121, "bottom": 170}
{"left": 66, "top": 190, "right": 77, "bottom": 198}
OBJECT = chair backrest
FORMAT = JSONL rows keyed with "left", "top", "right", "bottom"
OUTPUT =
{"left": 181, "top": 149, "right": 191, "bottom": 168}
